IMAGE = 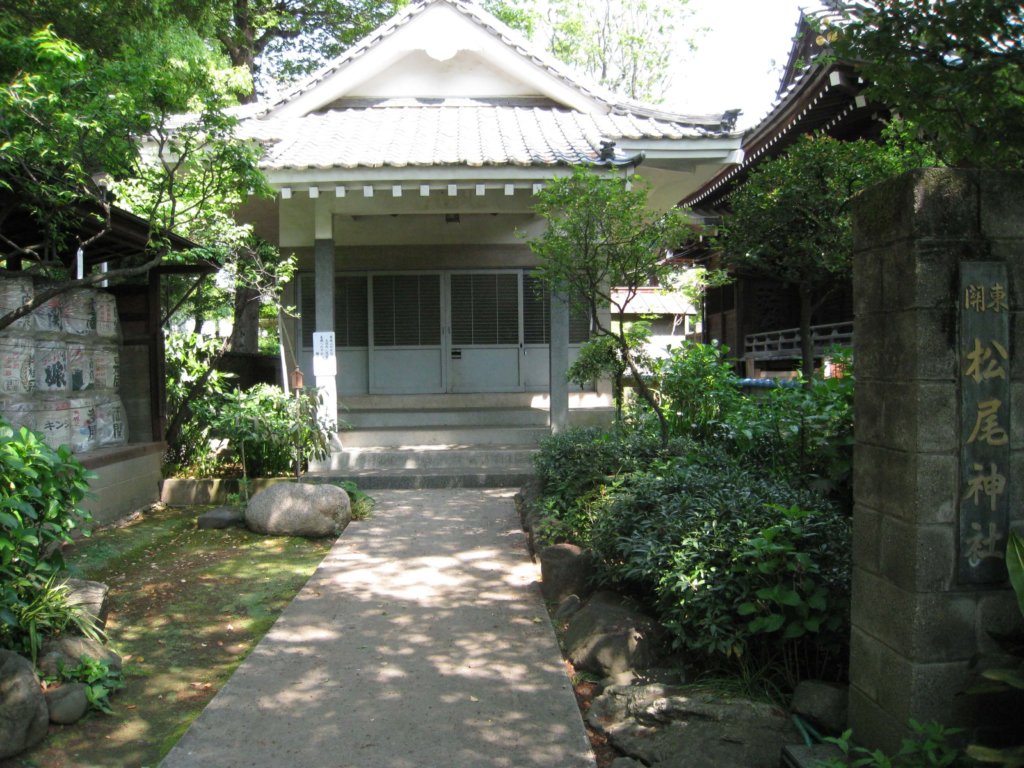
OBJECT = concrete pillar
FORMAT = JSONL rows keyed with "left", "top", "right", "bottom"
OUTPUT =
{"left": 313, "top": 238, "right": 337, "bottom": 428}
{"left": 848, "top": 169, "right": 1024, "bottom": 751}
{"left": 549, "top": 288, "right": 570, "bottom": 433}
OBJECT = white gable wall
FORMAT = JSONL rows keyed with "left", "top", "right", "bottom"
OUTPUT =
{"left": 273, "top": 2, "right": 600, "bottom": 118}
{"left": 349, "top": 50, "right": 542, "bottom": 99}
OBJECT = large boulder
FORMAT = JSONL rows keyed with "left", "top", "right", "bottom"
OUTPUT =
{"left": 63, "top": 579, "right": 110, "bottom": 629}
{"left": 562, "top": 594, "right": 663, "bottom": 678}
{"left": 245, "top": 482, "right": 352, "bottom": 538}
{"left": 0, "top": 650, "right": 49, "bottom": 759}
{"left": 39, "top": 636, "right": 123, "bottom": 675}
{"left": 588, "top": 684, "right": 799, "bottom": 767}
{"left": 540, "top": 543, "right": 595, "bottom": 604}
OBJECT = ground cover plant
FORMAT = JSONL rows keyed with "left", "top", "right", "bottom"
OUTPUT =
{"left": 4, "top": 503, "right": 332, "bottom": 768}
{"left": 0, "top": 418, "right": 99, "bottom": 663}
{"left": 530, "top": 341, "right": 855, "bottom": 697}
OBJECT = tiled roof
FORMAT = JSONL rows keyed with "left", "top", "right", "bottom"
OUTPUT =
{"left": 611, "top": 288, "right": 696, "bottom": 316}
{"left": 241, "top": 102, "right": 722, "bottom": 172}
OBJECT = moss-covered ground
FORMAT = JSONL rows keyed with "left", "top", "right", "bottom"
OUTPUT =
{"left": 1, "top": 504, "right": 332, "bottom": 768}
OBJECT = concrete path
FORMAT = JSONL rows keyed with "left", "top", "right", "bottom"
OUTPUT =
{"left": 160, "top": 489, "right": 594, "bottom": 768}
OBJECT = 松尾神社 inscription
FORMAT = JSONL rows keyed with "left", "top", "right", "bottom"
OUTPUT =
{"left": 958, "top": 262, "right": 1011, "bottom": 584}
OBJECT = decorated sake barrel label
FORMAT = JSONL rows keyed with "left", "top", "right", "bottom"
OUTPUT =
{"left": 94, "top": 293, "right": 120, "bottom": 339}
{"left": 34, "top": 340, "right": 68, "bottom": 392}
{"left": 63, "top": 289, "right": 97, "bottom": 336}
{"left": 92, "top": 346, "right": 120, "bottom": 390}
{"left": 95, "top": 395, "right": 127, "bottom": 446}
{"left": 31, "top": 294, "right": 63, "bottom": 334}
{"left": 0, "top": 338, "right": 35, "bottom": 394}
{"left": 0, "top": 396, "right": 35, "bottom": 431}
{"left": 0, "top": 276, "right": 34, "bottom": 333}
{"left": 68, "top": 343, "right": 96, "bottom": 391}
{"left": 35, "top": 397, "right": 71, "bottom": 447}
{"left": 68, "top": 396, "right": 98, "bottom": 453}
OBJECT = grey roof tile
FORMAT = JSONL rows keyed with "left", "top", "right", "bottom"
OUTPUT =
{"left": 242, "top": 104, "right": 714, "bottom": 172}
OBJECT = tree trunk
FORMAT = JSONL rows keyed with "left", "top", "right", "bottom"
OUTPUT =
{"left": 799, "top": 281, "right": 815, "bottom": 387}
{"left": 617, "top": 333, "right": 669, "bottom": 447}
{"left": 228, "top": 285, "right": 261, "bottom": 354}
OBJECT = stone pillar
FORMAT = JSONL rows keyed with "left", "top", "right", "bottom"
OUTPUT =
{"left": 549, "top": 288, "right": 570, "bottom": 433}
{"left": 313, "top": 238, "right": 337, "bottom": 428}
{"left": 849, "top": 169, "right": 1024, "bottom": 751}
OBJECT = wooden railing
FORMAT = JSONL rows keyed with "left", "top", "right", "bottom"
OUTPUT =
{"left": 744, "top": 320, "right": 854, "bottom": 361}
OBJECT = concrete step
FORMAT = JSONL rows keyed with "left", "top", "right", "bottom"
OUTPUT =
{"left": 308, "top": 444, "right": 537, "bottom": 489}
{"left": 305, "top": 467, "right": 535, "bottom": 490}
{"left": 324, "top": 446, "right": 537, "bottom": 470}
{"left": 342, "top": 407, "right": 550, "bottom": 429}
{"left": 338, "top": 424, "right": 549, "bottom": 448}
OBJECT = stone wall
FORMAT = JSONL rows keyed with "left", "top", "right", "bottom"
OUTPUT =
{"left": 849, "top": 169, "right": 1024, "bottom": 750}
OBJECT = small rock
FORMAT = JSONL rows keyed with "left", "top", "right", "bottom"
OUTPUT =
{"left": 791, "top": 680, "right": 849, "bottom": 734}
{"left": 540, "top": 543, "right": 595, "bottom": 604}
{"left": 610, "top": 758, "right": 646, "bottom": 768}
{"left": 63, "top": 579, "right": 110, "bottom": 629}
{"left": 0, "top": 650, "right": 49, "bottom": 759}
{"left": 555, "top": 594, "right": 583, "bottom": 621}
{"left": 198, "top": 506, "right": 246, "bottom": 529}
{"left": 44, "top": 683, "right": 90, "bottom": 724}
{"left": 41, "top": 637, "right": 122, "bottom": 673}
{"left": 563, "top": 600, "right": 662, "bottom": 678}
{"left": 245, "top": 482, "right": 351, "bottom": 538}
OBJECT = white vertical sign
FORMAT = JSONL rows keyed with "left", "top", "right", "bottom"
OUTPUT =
{"left": 312, "top": 332, "right": 337, "bottom": 377}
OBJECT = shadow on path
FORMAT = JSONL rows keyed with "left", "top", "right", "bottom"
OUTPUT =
{"left": 159, "top": 488, "right": 594, "bottom": 768}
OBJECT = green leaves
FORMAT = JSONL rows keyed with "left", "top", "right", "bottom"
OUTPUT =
{"left": 1007, "top": 531, "right": 1024, "bottom": 619}
{"left": 51, "top": 654, "right": 124, "bottom": 714}
{"left": 828, "top": 0, "right": 1024, "bottom": 169}
{"left": 1, "top": 417, "right": 95, "bottom": 659}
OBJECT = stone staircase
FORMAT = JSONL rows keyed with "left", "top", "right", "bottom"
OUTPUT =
{"left": 307, "top": 392, "right": 612, "bottom": 489}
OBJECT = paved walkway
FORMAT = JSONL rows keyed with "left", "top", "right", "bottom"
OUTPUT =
{"left": 160, "top": 489, "right": 594, "bottom": 768}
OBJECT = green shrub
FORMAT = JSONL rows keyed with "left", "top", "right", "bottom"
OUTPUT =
{"left": 209, "top": 384, "right": 332, "bottom": 478}
{"left": 727, "top": 370, "right": 854, "bottom": 510}
{"left": 588, "top": 455, "right": 850, "bottom": 682}
{"left": 657, "top": 340, "right": 742, "bottom": 440}
{"left": 0, "top": 418, "right": 95, "bottom": 659}
{"left": 817, "top": 721, "right": 966, "bottom": 767}
{"left": 163, "top": 331, "right": 234, "bottom": 475}
{"left": 531, "top": 427, "right": 693, "bottom": 547}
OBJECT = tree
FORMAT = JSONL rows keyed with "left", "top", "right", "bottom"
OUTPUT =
{"left": 175, "top": 0, "right": 401, "bottom": 97}
{"left": 543, "top": 0, "right": 692, "bottom": 103}
{"left": 715, "top": 130, "right": 935, "bottom": 383}
{"left": 529, "top": 167, "right": 690, "bottom": 446}
{"left": 0, "top": 19, "right": 270, "bottom": 331}
{"left": 826, "top": 0, "right": 1024, "bottom": 169}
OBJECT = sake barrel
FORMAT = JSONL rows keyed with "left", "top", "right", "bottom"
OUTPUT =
{"left": 63, "top": 289, "right": 97, "bottom": 336}
{"left": 30, "top": 292, "right": 63, "bottom": 334}
{"left": 0, "top": 395, "right": 36, "bottom": 431}
{"left": 92, "top": 345, "right": 120, "bottom": 390}
{"left": 0, "top": 276, "right": 33, "bottom": 333}
{"left": 94, "top": 292, "right": 120, "bottom": 339}
{"left": 68, "top": 342, "right": 96, "bottom": 391}
{"left": 35, "top": 397, "right": 71, "bottom": 447}
{"left": 68, "top": 395, "right": 98, "bottom": 453}
{"left": 34, "top": 340, "right": 68, "bottom": 392}
{"left": 95, "top": 395, "right": 127, "bottom": 446}
{"left": 0, "top": 337, "right": 35, "bottom": 394}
